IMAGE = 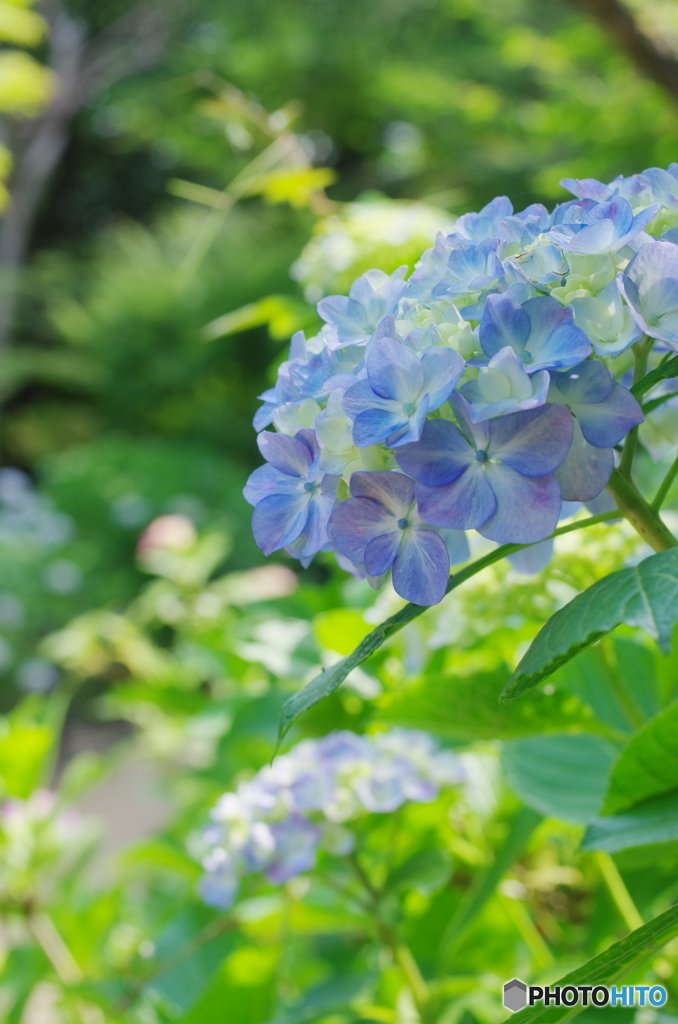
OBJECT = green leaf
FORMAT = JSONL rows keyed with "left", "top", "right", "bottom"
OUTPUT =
{"left": 502, "top": 549, "right": 678, "bottom": 702}
{"left": 582, "top": 790, "right": 678, "bottom": 853}
{"left": 386, "top": 849, "right": 451, "bottom": 895}
{"left": 603, "top": 700, "right": 678, "bottom": 813}
{"left": 378, "top": 667, "right": 601, "bottom": 740}
{"left": 440, "top": 807, "right": 542, "bottom": 964}
{"left": 503, "top": 735, "right": 619, "bottom": 823}
{"left": 631, "top": 353, "right": 678, "bottom": 400}
{"left": 508, "top": 902, "right": 678, "bottom": 1024}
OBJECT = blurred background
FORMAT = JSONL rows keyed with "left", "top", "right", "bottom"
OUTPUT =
{"left": 0, "top": 0, "right": 677, "bottom": 1021}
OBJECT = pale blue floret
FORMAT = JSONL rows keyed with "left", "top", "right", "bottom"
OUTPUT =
{"left": 568, "top": 280, "right": 642, "bottom": 356}
{"left": 504, "top": 243, "right": 567, "bottom": 287}
{"left": 618, "top": 240, "right": 678, "bottom": 349}
{"left": 317, "top": 267, "right": 408, "bottom": 347}
{"left": 445, "top": 195, "right": 513, "bottom": 245}
{"left": 548, "top": 196, "right": 659, "bottom": 256}
{"left": 560, "top": 173, "right": 651, "bottom": 207}
{"left": 459, "top": 345, "right": 549, "bottom": 421}
{"left": 479, "top": 293, "right": 592, "bottom": 372}
{"left": 640, "top": 164, "right": 678, "bottom": 212}
{"left": 342, "top": 335, "right": 464, "bottom": 447}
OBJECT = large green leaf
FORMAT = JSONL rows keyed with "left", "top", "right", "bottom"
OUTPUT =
{"left": 507, "top": 902, "right": 678, "bottom": 1024}
{"left": 603, "top": 700, "right": 678, "bottom": 813}
{"left": 503, "top": 735, "right": 619, "bottom": 823}
{"left": 502, "top": 549, "right": 678, "bottom": 702}
{"left": 582, "top": 790, "right": 678, "bottom": 853}
{"left": 378, "top": 667, "right": 602, "bottom": 740}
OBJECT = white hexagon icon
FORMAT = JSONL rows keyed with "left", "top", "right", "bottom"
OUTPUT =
{"left": 503, "top": 978, "right": 528, "bottom": 1012}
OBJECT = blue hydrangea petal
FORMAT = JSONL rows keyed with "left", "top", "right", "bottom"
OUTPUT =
{"left": 329, "top": 495, "right": 395, "bottom": 565}
{"left": 488, "top": 404, "right": 573, "bottom": 476}
{"left": 298, "top": 490, "right": 337, "bottom": 558}
{"left": 550, "top": 359, "right": 612, "bottom": 406}
{"left": 244, "top": 463, "right": 304, "bottom": 506}
{"left": 522, "top": 296, "right": 592, "bottom": 369}
{"left": 353, "top": 407, "right": 409, "bottom": 448}
{"left": 395, "top": 419, "right": 475, "bottom": 487}
{"left": 342, "top": 379, "right": 393, "bottom": 420}
{"left": 364, "top": 529, "right": 401, "bottom": 576}
{"left": 415, "top": 464, "right": 496, "bottom": 530}
{"left": 386, "top": 394, "right": 431, "bottom": 448}
{"left": 350, "top": 470, "right": 415, "bottom": 517}
{"left": 252, "top": 492, "right": 311, "bottom": 555}
{"left": 479, "top": 292, "right": 531, "bottom": 359}
{"left": 438, "top": 528, "right": 470, "bottom": 565}
{"left": 257, "top": 430, "right": 314, "bottom": 477}
{"left": 392, "top": 529, "right": 450, "bottom": 606}
{"left": 479, "top": 464, "right": 561, "bottom": 543}
{"left": 366, "top": 336, "right": 425, "bottom": 403}
{"left": 553, "top": 420, "right": 614, "bottom": 501}
{"left": 419, "top": 346, "right": 465, "bottom": 409}
{"left": 573, "top": 383, "right": 642, "bottom": 447}
{"left": 619, "top": 241, "right": 678, "bottom": 347}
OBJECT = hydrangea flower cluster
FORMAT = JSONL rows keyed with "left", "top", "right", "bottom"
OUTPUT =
{"left": 244, "top": 165, "right": 678, "bottom": 605}
{"left": 199, "top": 728, "right": 462, "bottom": 910}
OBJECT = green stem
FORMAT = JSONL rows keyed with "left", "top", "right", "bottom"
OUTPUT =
{"left": 595, "top": 852, "right": 644, "bottom": 932}
{"left": 277, "top": 511, "right": 620, "bottom": 747}
{"left": 652, "top": 450, "right": 678, "bottom": 510}
{"left": 620, "top": 336, "right": 652, "bottom": 479}
{"left": 348, "top": 854, "right": 431, "bottom": 1023}
{"left": 607, "top": 469, "right": 678, "bottom": 552}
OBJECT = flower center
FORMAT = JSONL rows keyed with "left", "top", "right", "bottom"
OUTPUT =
{"left": 402, "top": 402, "right": 416, "bottom": 415}
{"left": 303, "top": 481, "right": 317, "bottom": 492}
{"left": 397, "top": 518, "right": 409, "bottom": 529}
{"left": 475, "top": 449, "right": 489, "bottom": 463}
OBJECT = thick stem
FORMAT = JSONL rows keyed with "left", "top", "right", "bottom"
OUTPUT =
{"left": 607, "top": 470, "right": 678, "bottom": 552}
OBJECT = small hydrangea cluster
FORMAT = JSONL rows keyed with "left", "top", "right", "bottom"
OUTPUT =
{"left": 244, "top": 166, "right": 678, "bottom": 604}
{"left": 199, "top": 729, "right": 462, "bottom": 910}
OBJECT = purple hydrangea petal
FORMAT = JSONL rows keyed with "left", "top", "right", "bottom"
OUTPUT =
{"left": 266, "top": 817, "right": 321, "bottom": 884}
{"left": 553, "top": 420, "right": 614, "bottom": 501}
{"left": 298, "top": 490, "right": 337, "bottom": 558}
{"left": 257, "top": 431, "right": 314, "bottom": 477}
{"left": 252, "top": 492, "right": 311, "bottom": 555}
{"left": 329, "top": 496, "right": 395, "bottom": 566}
{"left": 415, "top": 463, "right": 497, "bottom": 530}
{"left": 244, "top": 463, "right": 304, "bottom": 506}
{"left": 395, "top": 419, "right": 475, "bottom": 487}
{"left": 350, "top": 470, "right": 415, "bottom": 516}
{"left": 549, "top": 361, "right": 643, "bottom": 447}
{"left": 479, "top": 464, "right": 561, "bottom": 543}
{"left": 487, "top": 404, "right": 573, "bottom": 476}
{"left": 391, "top": 528, "right": 450, "bottom": 606}
{"left": 364, "top": 529, "right": 401, "bottom": 576}
{"left": 522, "top": 296, "right": 592, "bottom": 370}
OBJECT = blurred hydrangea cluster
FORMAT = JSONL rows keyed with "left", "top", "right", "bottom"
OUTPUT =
{"left": 0, "top": 790, "right": 92, "bottom": 904}
{"left": 200, "top": 728, "right": 462, "bottom": 910}
{"left": 245, "top": 166, "right": 678, "bottom": 605}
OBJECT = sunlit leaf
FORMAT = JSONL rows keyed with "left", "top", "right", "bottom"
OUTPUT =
{"left": 603, "top": 700, "right": 678, "bottom": 813}
{"left": 583, "top": 790, "right": 678, "bottom": 853}
{"left": 203, "top": 294, "right": 316, "bottom": 342}
{"left": 502, "top": 549, "right": 678, "bottom": 701}
{"left": 503, "top": 735, "right": 619, "bottom": 823}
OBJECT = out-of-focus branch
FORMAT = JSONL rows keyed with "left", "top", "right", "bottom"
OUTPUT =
{"left": 566, "top": 0, "right": 678, "bottom": 100}
{"left": 0, "top": 0, "right": 185, "bottom": 350}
